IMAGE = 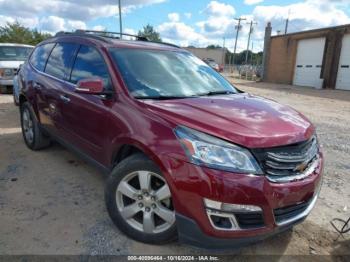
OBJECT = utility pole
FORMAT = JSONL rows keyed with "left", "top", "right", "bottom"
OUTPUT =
{"left": 118, "top": 0, "right": 123, "bottom": 38}
{"left": 250, "top": 41, "right": 254, "bottom": 65}
{"left": 285, "top": 9, "right": 290, "bottom": 34}
{"left": 222, "top": 37, "right": 226, "bottom": 67}
{"left": 232, "top": 17, "right": 246, "bottom": 69}
{"left": 245, "top": 21, "right": 257, "bottom": 65}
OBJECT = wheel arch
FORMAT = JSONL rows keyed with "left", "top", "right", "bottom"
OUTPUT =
{"left": 110, "top": 138, "right": 171, "bottom": 180}
{"left": 111, "top": 139, "right": 162, "bottom": 166}
{"left": 19, "top": 94, "right": 40, "bottom": 123}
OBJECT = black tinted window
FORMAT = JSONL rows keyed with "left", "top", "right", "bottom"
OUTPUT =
{"left": 30, "top": 43, "right": 55, "bottom": 71}
{"left": 70, "top": 46, "right": 111, "bottom": 89}
{"left": 45, "top": 43, "right": 78, "bottom": 80}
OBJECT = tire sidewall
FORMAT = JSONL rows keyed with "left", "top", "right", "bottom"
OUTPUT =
{"left": 20, "top": 102, "right": 37, "bottom": 149}
{"left": 105, "top": 154, "right": 177, "bottom": 244}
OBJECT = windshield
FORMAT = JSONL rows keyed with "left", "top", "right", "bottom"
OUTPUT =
{"left": 0, "top": 46, "right": 33, "bottom": 61}
{"left": 109, "top": 48, "right": 238, "bottom": 98}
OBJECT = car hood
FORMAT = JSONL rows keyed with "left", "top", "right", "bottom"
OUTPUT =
{"left": 0, "top": 61, "right": 25, "bottom": 68}
{"left": 142, "top": 93, "right": 315, "bottom": 148}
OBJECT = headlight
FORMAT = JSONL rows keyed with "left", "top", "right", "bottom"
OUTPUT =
{"left": 174, "top": 126, "right": 263, "bottom": 174}
{"left": 0, "top": 68, "right": 13, "bottom": 78}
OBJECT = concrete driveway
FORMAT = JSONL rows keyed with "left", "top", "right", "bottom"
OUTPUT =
{"left": 0, "top": 81, "right": 349, "bottom": 256}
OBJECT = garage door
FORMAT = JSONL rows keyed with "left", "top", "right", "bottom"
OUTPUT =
{"left": 293, "top": 38, "right": 326, "bottom": 88}
{"left": 336, "top": 34, "right": 350, "bottom": 90}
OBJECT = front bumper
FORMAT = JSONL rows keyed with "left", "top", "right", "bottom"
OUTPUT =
{"left": 176, "top": 212, "right": 303, "bottom": 249}
{"left": 162, "top": 152, "right": 323, "bottom": 248}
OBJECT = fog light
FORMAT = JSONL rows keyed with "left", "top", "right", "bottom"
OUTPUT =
{"left": 206, "top": 209, "right": 239, "bottom": 230}
{"left": 204, "top": 198, "right": 262, "bottom": 213}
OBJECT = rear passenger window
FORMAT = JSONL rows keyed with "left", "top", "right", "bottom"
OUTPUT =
{"left": 30, "top": 43, "right": 55, "bottom": 71}
{"left": 45, "top": 43, "right": 79, "bottom": 80}
{"left": 70, "top": 46, "right": 111, "bottom": 90}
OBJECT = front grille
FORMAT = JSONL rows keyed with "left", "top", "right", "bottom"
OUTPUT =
{"left": 235, "top": 212, "right": 264, "bottom": 229}
{"left": 274, "top": 199, "right": 311, "bottom": 224}
{"left": 252, "top": 136, "right": 319, "bottom": 182}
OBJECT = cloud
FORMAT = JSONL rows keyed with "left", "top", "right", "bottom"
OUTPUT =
{"left": 92, "top": 25, "right": 106, "bottom": 31}
{"left": 168, "top": 13, "right": 180, "bottom": 22}
{"left": 184, "top": 12, "right": 192, "bottom": 19}
{"left": 38, "top": 16, "right": 88, "bottom": 33}
{"left": 159, "top": 0, "right": 350, "bottom": 53}
{"left": 0, "top": 0, "right": 167, "bottom": 35}
{"left": 157, "top": 21, "right": 208, "bottom": 46}
{"left": 197, "top": 1, "right": 236, "bottom": 38}
{"left": 244, "top": 0, "right": 264, "bottom": 5}
{"left": 0, "top": 0, "right": 167, "bottom": 20}
{"left": 252, "top": 0, "right": 350, "bottom": 35}
{"left": 39, "top": 16, "right": 65, "bottom": 33}
{"left": 204, "top": 1, "right": 235, "bottom": 17}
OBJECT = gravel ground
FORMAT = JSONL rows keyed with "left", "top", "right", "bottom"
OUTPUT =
{"left": 0, "top": 81, "right": 349, "bottom": 257}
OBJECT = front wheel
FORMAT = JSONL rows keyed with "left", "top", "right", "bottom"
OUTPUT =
{"left": 105, "top": 154, "right": 177, "bottom": 244}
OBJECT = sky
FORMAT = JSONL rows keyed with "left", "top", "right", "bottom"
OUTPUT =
{"left": 0, "top": 0, "right": 350, "bottom": 52}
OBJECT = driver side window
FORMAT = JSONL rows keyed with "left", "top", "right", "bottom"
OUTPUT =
{"left": 70, "top": 45, "right": 112, "bottom": 90}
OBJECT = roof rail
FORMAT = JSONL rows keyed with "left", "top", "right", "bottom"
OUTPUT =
{"left": 150, "top": 41, "right": 180, "bottom": 48}
{"left": 74, "top": 29, "right": 149, "bottom": 41}
{"left": 54, "top": 31, "right": 112, "bottom": 43}
{"left": 54, "top": 30, "right": 181, "bottom": 49}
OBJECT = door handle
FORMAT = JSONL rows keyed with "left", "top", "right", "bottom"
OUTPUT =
{"left": 60, "top": 94, "right": 70, "bottom": 103}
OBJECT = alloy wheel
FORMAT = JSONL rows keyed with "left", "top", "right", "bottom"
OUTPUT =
{"left": 116, "top": 171, "right": 175, "bottom": 234}
{"left": 22, "top": 108, "right": 34, "bottom": 144}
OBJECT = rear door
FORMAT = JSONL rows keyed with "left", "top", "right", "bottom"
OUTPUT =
{"left": 59, "top": 45, "right": 114, "bottom": 165}
{"left": 42, "top": 42, "right": 79, "bottom": 136}
{"left": 27, "top": 43, "right": 56, "bottom": 127}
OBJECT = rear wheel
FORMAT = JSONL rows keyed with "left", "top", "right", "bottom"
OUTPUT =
{"left": 105, "top": 154, "right": 177, "bottom": 244}
{"left": 20, "top": 102, "right": 51, "bottom": 150}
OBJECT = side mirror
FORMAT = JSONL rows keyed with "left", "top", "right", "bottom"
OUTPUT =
{"left": 75, "top": 78, "right": 104, "bottom": 94}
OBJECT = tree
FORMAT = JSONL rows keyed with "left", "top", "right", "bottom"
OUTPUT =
{"left": 225, "top": 49, "right": 263, "bottom": 65}
{"left": 206, "top": 44, "right": 222, "bottom": 49}
{"left": 138, "top": 24, "right": 162, "bottom": 42}
{"left": 0, "top": 21, "right": 51, "bottom": 45}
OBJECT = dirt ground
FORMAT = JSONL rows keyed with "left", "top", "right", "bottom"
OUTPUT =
{"left": 0, "top": 81, "right": 349, "bottom": 257}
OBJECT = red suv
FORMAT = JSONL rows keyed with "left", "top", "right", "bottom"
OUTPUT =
{"left": 18, "top": 31, "right": 323, "bottom": 248}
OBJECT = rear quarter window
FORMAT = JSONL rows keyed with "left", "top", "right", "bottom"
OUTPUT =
{"left": 29, "top": 43, "right": 55, "bottom": 71}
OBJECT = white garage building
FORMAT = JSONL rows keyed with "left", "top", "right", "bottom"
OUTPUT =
{"left": 263, "top": 23, "right": 350, "bottom": 90}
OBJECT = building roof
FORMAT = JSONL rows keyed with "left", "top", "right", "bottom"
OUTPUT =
{"left": 272, "top": 23, "right": 350, "bottom": 38}
{"left": 0, "top": 43, "right": 34, "bottom": 47}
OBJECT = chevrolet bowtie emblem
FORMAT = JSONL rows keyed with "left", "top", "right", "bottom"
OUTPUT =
{"left": 295, "top": 162, "right": 308, "bottom": 172}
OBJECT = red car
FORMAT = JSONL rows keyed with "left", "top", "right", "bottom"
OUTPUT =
{"left": 19, "top": 30, "right": 323, "bottom": 248}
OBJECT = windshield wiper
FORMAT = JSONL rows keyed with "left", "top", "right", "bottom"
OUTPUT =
{"left": 197, "top": 90, "right": 237, "bottom": 96}
{"left": 134, "top": 95, "right": 195, "bottom": 100}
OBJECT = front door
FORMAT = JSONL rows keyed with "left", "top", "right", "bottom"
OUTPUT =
{"left": 59, "top": 45, "right": 114, "bottom": 165}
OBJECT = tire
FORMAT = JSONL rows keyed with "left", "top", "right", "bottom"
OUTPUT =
{"left": 20, "top": 102, "right": 51, "bottom": 150}
{"left": 105, "top": 153, "right": 177, "bottom": 244}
